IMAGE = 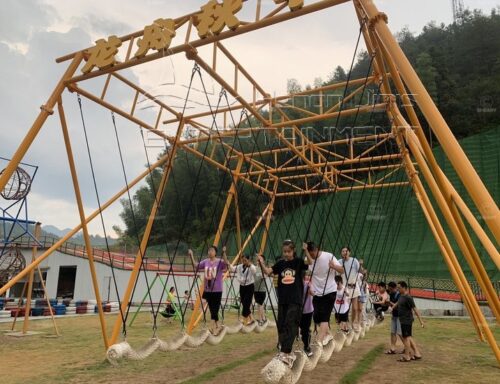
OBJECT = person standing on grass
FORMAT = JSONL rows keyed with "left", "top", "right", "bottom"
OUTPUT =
{"left": 385, "top": 281, "right": 403, "bottom": 355}
{"left": 188, "top": 245, "right": 229, "bottom": 336}
{"left": 340, "top": 246, "right": 361, "bottom": 330}
{"left": 258, "top": 239, "right": 308, "bottom": 368}
{"left": 302, "top": 241, "right": 344, "bottom": 346}
{"left": 390, "top": 281, "right": 424, "bottom": 362}
{"left": 229, "top": 254, "right": 257, "bottom": 326}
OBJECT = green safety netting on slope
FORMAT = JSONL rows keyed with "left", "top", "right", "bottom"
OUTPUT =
{"left": 223, "top": 127, "right": 499, "bottom": 281}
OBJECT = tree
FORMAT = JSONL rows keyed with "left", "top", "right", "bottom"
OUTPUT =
{"left": 415, "top": 52, "right": 438, "bottom": 102}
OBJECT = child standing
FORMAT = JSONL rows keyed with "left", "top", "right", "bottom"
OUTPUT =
{"left": 334, "top": 275, "right": 351, "bottom": 332}
{"left": 358, "top": 269, "right": 369, "bottom": 325}
{"left": 300, "top": 271, "right": 314, "bottom": 357}
{"left": 258, "top": 239, "right": 308, "bottom": 368}
{"left": 230, "top": 254, "right": 257, "bottom": 325}
{"left": 254, "top": 254, "right": 270, "bottom": 325}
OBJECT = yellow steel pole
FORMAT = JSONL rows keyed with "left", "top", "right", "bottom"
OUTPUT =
{"left": 371, "top": 30, "right": 500, "bottom": 268}
{"left": 109, "top": 121, "right": 185, "bottom": 346}
{"left": 58, "top": 100, "right": 110, "bottom": 348}
{"left": 411, "top": 181, "right": 484, "bottom": 341}
{"left": 187, "top": 158, "right": 243, "bottom": 334}
{"left": 358, "top": 0, "right": 500, "bottom": 242}
{"left": 35, "top": 266, "right": 60, "bottom": 336}
{"left": 395, "top": 134, "right": 486, "bottom": 339}
{"left": 259, "top": 183, "right": 278, "bottom": 255}
{"left": 445, "top": 176, "right": 500, "bottom": 268}
{"left": 0, "top": 53, "right": 83, "bottom": 192}
{"left": 0, "top": 152, "right": 172, "bottom": 297}
{"left": 22, "top": 223, "right": 41, "bottom": 334}
{"left": 397, "top": 117, "right": 500, "bottom": 322}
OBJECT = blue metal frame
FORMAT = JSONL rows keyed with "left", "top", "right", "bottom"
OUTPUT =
{"left": 0, "top": 157, "right": 41, "bottom": 256}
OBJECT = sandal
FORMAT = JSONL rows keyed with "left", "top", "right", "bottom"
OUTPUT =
{"left": 397, "top": 357, "right": 412, "bottom": 362}
{"left": 385, "top": 350, "right": 396, "bottom": 355}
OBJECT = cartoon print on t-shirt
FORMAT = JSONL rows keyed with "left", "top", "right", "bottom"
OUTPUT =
{"left": 281, "top": 268, "right": 295, "bottom": 284}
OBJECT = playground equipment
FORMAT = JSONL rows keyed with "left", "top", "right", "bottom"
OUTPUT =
{"left": 0, "top": 1, "right": 498, "bottom": 378}
{"left": 0, "top": 158, "right": 59, "bottom": 336}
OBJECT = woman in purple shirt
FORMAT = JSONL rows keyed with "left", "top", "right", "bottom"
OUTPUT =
{"left": 189, "top": 245, "right": 229, "bottom": 335}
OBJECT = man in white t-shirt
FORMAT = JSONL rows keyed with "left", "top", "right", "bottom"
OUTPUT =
{"left": 303, "top": 241, "right": 344, "bottom": 345}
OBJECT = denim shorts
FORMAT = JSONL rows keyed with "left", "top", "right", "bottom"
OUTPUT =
{"left": 391, "top": 316, "right": 402, "bottom": 335}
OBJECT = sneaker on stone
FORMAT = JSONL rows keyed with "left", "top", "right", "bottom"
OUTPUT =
{"left": 280, "top": 353, "right": 296, "bottom": 368}
{"left": 322, "top": 334, "right": 334, "bottom": 346}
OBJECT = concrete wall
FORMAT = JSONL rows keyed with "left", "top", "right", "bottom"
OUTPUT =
{"left": 15, "top": 250, "right": 279, "bottom": 308}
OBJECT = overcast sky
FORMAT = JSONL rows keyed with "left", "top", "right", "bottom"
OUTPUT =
{"left": 1, "top": 0, "right": 498, "bottom": 237}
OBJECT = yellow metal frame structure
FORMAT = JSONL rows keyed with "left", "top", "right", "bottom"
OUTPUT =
{"left": 0, "top": 0, "right": 498, "bottom": 362}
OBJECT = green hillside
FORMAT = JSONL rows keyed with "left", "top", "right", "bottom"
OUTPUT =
{"left": 225, "top": 127, "right": 499, "bottom": 281}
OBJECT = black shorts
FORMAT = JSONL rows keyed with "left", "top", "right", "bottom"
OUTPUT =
{"left": 335, "top": 312, "right": 349, "bottom": 323}
{"left": 401, "top": 322, "right": 413, "bottom": 338}
{"left": 254, "top": 291, "right": 266, "bottom": 305}
{"left": 312, "top": 292, "right": 336, "bottom": 324}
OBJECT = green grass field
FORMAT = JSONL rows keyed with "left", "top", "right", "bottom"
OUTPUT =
{"left": 0, "top": 313, "right": 498, "bottom": 383}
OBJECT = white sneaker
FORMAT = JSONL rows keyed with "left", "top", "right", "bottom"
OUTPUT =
{"left": 279, "top": 353, "right": 296, "bottom": 368}
{"left": 322, "top": 334, "right": 334, "bottom": 346}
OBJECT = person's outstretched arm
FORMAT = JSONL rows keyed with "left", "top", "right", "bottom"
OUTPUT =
{"left": 257, "top": 255, "right": 273, "bottom": 276}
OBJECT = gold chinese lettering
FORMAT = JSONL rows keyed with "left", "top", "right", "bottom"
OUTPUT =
{"left": 274, "top": 0, "right": 304, "bottom": 11}
{"left": 135, "top": 18, "right": 176, "bottom": 59}
{"left": 195, "top": 0, "right": 243, "bottom": 39}
{"left": 81, "top": 36, "right": 122, "bottom": 74}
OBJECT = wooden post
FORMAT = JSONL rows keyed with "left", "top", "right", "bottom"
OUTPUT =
{"left": 58, "top": 100, "right": 109, "bottom": 348}
{"left": 36, "top": 265, "right": 60, "bottom": 336}
{"left": 109, "top": 120, "right": 186, "bottom": 346}
{"left": 22, "top": 223, "right": 41, "bottom": 334}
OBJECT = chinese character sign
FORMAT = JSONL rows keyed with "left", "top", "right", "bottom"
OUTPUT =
{"left": 82, "top": 36, "right": 122, "bottom": 74}
{"left": 274, "top": 0, "right": 304, "bottom": 11}
{"left": 135, "top": 18, "right": 176, "bottom": 59}
{"left": 195, "top": 0, "right": 243, "bottom": 38}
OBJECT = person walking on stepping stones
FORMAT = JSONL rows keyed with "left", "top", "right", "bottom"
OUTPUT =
{"left": 254, "top": 253, "right": 270, "bottom": 325}
{"left": 300, "top": 270, "right": 314, "bottom": 357}
{"left": 189, "top": 245, "right": 229, "bottom": 336}
{"left": 230, "top": 254, "right": 257, "bottom": 325}
{"left": 258, "top": 239, "right": 308, "bottom": 368}
{"left": 340, "top": 246, "right": 362, "bottom": 331}
{"left": 302, "top": 241, "right": 344, "bottom": 346}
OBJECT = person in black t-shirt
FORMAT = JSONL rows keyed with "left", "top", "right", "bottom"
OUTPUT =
{"left": 259, "top": 239, "right": 308, "bottom": 368}
{"left": 391, "top": 281, "right": 424, "bottom": 362}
